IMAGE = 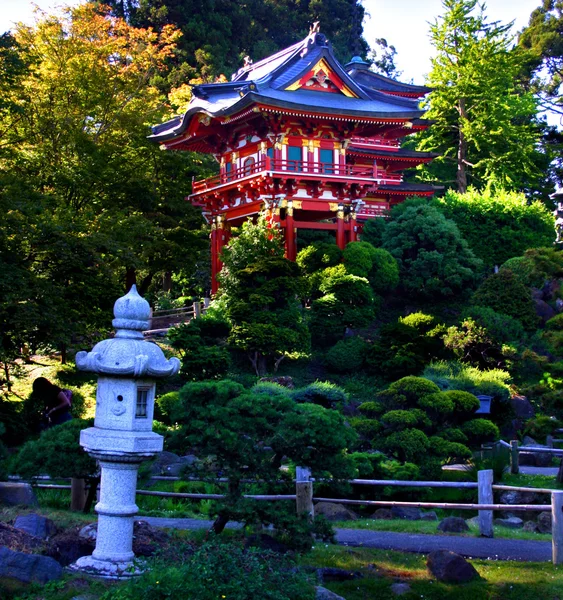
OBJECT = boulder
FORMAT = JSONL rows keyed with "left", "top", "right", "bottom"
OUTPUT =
{"left": 510, "top": 396, "right": 535, "bottom": 421}
{"left": 391, "top": 583, "right": 412, "bottom": 596}
{"left": 0, "top": 483, "right": 38, "bottom": 507}
{"left": 148, "top": 451, "right": 183, "bottom": 476}
{"left": 421, "top": 511, "right": 438, "bottom": 521}
{"left": 523, "top": 521, "right": 539, "bottom": 533}
{"left": 0, "top": 546, "right": 62, "bottom": 586}
{"left": 14, "top": 514, "right": 57, "bottom": 540}
{"left": 427, "top": 550, "right": 479, "bottom": 583}
{"left": 315, "top": 587, "right": 346, "bottom": 600}
{"left": 391, "top": 506, "right": 421, "bottom": 520}
{"left": 314, "top": 502, "right": 358, "bottom": 522}
{"left": 522, "top": 436, "right": 537, "bottom": 446}
{"left": 438, "top": 517, "right": 469, "bottom": 533}
{"left": 537, "top": 511, "right": 552, "bottom": 534}
{"left": 520, "top": 442, "right": 553, "bottom": 467}
{"left": 78, "top": 523, "right": 97, "bottom": 541}
{"left": 163, "top": 455, "right": 197, "bottom": 477}
{"left": 534, "top": 298, "right": 556, "bottom": 324}
{"left": 48, "top": 532, "right": 94, "bottom": 566}
{"left": 494, "top": 517, "right": 523, "bottom": 529}
{"left": 499, "top": 490, "right": 544, "bottom": 506}
{"left": 556, "top": 298, "right": 563, "bottom": 313}
{"left": 371, "top": 508, "right": 393, "bottom": 520}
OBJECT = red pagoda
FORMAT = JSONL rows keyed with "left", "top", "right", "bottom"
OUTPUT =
{"left": 150, "top": 27, "right": 437, "bottom": 293}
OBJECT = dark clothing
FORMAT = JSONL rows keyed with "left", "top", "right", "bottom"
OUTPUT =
{"left": 45, "top": 386, "right": 72, "bottom": 426}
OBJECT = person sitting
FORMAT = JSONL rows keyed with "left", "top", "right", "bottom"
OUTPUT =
{"left": 32, "top": 377, "right": 73, "bottom": 427}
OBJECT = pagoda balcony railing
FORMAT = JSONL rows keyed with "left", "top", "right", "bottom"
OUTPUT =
{"left": 191, "top": 157, "right": 402, "bottom": 194}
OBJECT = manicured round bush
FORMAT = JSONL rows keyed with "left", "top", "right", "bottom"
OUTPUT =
{"left": 428, "top": 436, "right": 472, "bottom": 461}
{"left": 418, "top": 392, "right": 455, "bottom": 415}
{"left": 440, "top": 428, "right": 468, "bottom": 443}
{"left": 462, "top": 305, "right": 526, "bottom": 344}
{"left": 380, "top": 409, "right": 431, "bottom": 431}
{"left": 357, "top": 401, "right": 384, "bottom": 417}
{"left": 462, "top": 419, "right": 500, "bottom": 444}
{"left": 381, "top": 376, "right": 441, "bottom": 408}
{"left": 325, "top": 337, "right": 368, "bottom": 373}
{"left": 383, "top": 428, "right": 430, "bottom": 462}
{"left": 399, "top": 312, "right": 437, "bottom": 331}
{"left": 250, "top": 382, "right": 292, "bottom": 398}
{"left": 349, "top": 417, "right": 381, "bottom": 439}
{"left": 546, "top": 314, "right": 563, "bottom": 331}
{"left": 292, "top": 381, "right": 348, "bottom": 408}
{"left": 156, "top": 391, "right": 180, "bottom": 423}
{"left": 443, "top": 390, "right": 480, "bottom": 416}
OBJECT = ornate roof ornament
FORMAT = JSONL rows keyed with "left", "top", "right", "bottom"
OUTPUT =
{"left": 75, "top": 285, "right": 180, "bottom": 378}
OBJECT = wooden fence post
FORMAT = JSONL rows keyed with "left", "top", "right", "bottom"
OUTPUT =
{"left": 296, "top": 467, "right": 314, "bottom": 519}
{"left": 547, "top": 435, "right": 554, "bottom": 449}
{"left": 203, "top": 297, "right": 210, "bottom": 309}
{"left": 193, "top": 301, "right": 202, "bottom": 319}
{"left": 510, "top": 440, "right": 519, "bottom": 475}
{"left": 478, "top": 469, "right": 494, "bottom": 538}
{"left": 70, "top": 477, "right": 86, "bottom": 511}
{"left": 553, "top": 491, "right": 563, "bottom": 565}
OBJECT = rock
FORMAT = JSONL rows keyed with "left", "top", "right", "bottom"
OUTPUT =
{"left": 314, "top": 502, "right": 358, "bottom": 521}
{"left": 315, "top": 587, "right": 346, "bottom": 600}
{"left": 391, "top": 582, "right": 412, "bottom": 596}
{"left": 534, "top": 298, "right": 556, "bottom": 324}
{"left": 78, "top": 523, "right": 97, "bottom": 541}
{"left": 531, "top": 288, "right": 544, "bottom": 301}
{"left": 522, "top": 436, "right": 537, "bottom": 446}
{"left": 537, "top": 511, "right": 552, "bottom": 534}
{"left": 14, "top": 514, "right": 57, "bottom": 540}
{"left": 0, "top": 546, "right": 62, "bottom": 586}
{"left": 391, "top": 506, "right": 422, "bottom": 520}
{"left": 48, "top": 533, "right": 94, "bottom": 567}
{"left": 499, "top": 490, "right": 544, "bottom": 505}
{"left": 510, "top": 396, "right": 535, "bottom": 420}
{"left": 523, "top": 521, "right": 539, "bottom": 533}
{"left": 316, "top": 567, "right": 362, "bottom": 582}
{"left": 163, "top": 455, "right": 197, "bottom": 477}
{"left": 371, "top": 508, "right": 393, "bottom": 520}
{"left": 148, "top": 451, "right": 183, "bottom": 476}
{"left": 438, "top": 517, "right": 469, "bottom": 533}
{"left": 421, "top": 511, "right": 438, "bottom": 521}
{"left": 466, "top": 516, "right": 479, "bottom": 528}
{"left": 494, "top": 517, "right": 523, "bottom": 529}
{"left": 520, "top": 441, "right": 553, "bottom": 467}
{"left": 259, "top": 376, "right": 295, "bottom": 389}
{"left": 0, "top": 483, "right": 38, "bottom": 507}
{"left": 244, "top": 534, "right": 289, "bottom": 554}
{"left": 427, "top": 550, "right": 480, "bottom": 583}
{"left": 556, "top": 298, "right": 563, "bottom": 313}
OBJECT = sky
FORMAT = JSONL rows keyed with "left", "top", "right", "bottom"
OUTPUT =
{"left": 1, "top": 0, "right": 543, "bottom": 86}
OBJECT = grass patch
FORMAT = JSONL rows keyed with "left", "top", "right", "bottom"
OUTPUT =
{"left": 301, "top": 544, "right": 563, "bottom": 600}
{"left": 501, "top": 473, "right": 563, "bottom": 490}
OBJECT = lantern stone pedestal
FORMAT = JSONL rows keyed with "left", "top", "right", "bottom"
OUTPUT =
{"left": 69, "top": 286, "right": 180, "bottom": 579}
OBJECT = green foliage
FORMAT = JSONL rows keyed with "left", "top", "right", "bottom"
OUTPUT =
{"left": 325, "top": 337, "right": 368, "bottom": 373}
{"left": 423, "top": 360, "right": 512, "bottom": 401}
{"left": 417, "top": 0, "right": 543, "bottom": 192}
{"left": 472, "top": 269, "right": 539, "bottom": 330}
{"left": 501, "top": 247, "right": 563, "bottom": 288}
{"left": 443, "top": 318, "right": 505, "bottom": 369}
{"left": 462, "top": 306, "right": 526, "bottom": 345}
{"left": 10, "top": 419, "right": 96, "bottom": 479}
{"left": 428, "top": 436, "right": 473, "bottom": 461}
{"left": 382, "top": 428, "right": 430, "bottom": 463}
{"left": 296, "top": 242, "right": 342, "bottom": 274}
{"left": 523, "top": 415, "right": 561, "bottom": 443}
{"left": 546, "top": 314, "right": 563, "bottom": 331}
{"left": 349, "top": 417, "right": 381, "bottom": 440}
{"left": 292, "top": 381, "right": 349, "bottom": 408}
{"left": 382, "top": 203, "right": 481, "bottom": 298}
{"left": 357, "top": 401, "right": 384, "bottom": 417}
{"left": 441, "top": 390, "right": 481, "bottom": 416}
{"left": 438, "top": 190, "right": 555, "bottom": 267}
{"left": 155, "top": 392, "right": 179, "bottom": 424}
{"left": 378, "top": 376, "right": 441, "bottom": 408}
{"left": 462, "top": 418, "right": 500, "bottom": 443}
{"left": 100, "top": 539, "right": 315, "bottom": 600}
{"left": 250, "top": 382, "right": 292, "bottom": 399}
{"left": 360, "top": 218, "right": 387, "bottom": 247}
{"left": 342, "top": 242, "right": 399, "bottom": 294}
{"left": 380, "top": 409, "right": 431, "bottom": 431}
{"left": 418, "top": 392, "right": 455, "bottom": 415}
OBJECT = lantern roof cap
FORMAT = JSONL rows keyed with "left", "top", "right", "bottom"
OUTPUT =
{"left": 75, "top": 286, "right": 180, "bottom": 378}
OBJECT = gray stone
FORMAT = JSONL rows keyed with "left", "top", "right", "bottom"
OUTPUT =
{"left": 499, "top": 490, "right": 544, "bottom": 505}
{"left": 466, "top": 516, "right": 479, "bottom": 527}
{"left": 523, "top": 520, "right": 539, "bottom": 533}
{"left": 510, "top": 396, "right": 535, "bottom": 420}
{"left": 494, "top": 517, "right": 523, "bottom": 529}
{"left": 522, "top": 436, "right": 537, "bottom": 446}
{"left": 149, "top": 451, "right": 182, "bottom": 475}
{"left": 520, "top": 442, "right": 553, "bottom": 467}
{"left": 421, "top": 511, "right": 438, "bottom": 521}
{"left": 534, "top": 298, "right": 556, "bottom": 324}
{"left": 391, "top": 506, "right": 422, "bottom": 520}
{"left": 14, "top": 514, "right": 57, "bottom": 540}
{"left": 0, "top": 483, "right": 38, "bottom": 507}
{"left": 0, "top": 546, "right": 62, "bottom": 585}
{"left": 314, "top": 502, "right": 358, "bottom": 522}
{"left": 371, "top": 508, "right": 392, "bottom": 520}
{"left": 438, "top": 517, "right": 469, "bottom": 533}
{"left": 391, "top": 583, "right": 412, "bottom": 596}
{"left": 315, "top": 587, "right": 346, "bottom": 600}
{"left": 427, "top": 550, "right": 480, "bottom": 583}
{"left": 537, "top": 511, "right": 552, "bottom": 534}
{"left": 78, "top": 523, "right": 97, "bottom": 541}
{"left": 556, "top": 298, "right": 563, "bottom": 313}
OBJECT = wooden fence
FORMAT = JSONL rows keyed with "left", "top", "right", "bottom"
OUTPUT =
{"left": 143, "top": 300, "right": 209, "bottom": 338}
{"left": 29, "top": 469, "right": 563, "bottom": 565}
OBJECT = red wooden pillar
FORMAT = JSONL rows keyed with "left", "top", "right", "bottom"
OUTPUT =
{"left": 216, "top": 215, "right": 225, "bottom": 275}
{"left": 285, "top": 200, "right": 296, "bottom": 261}
{"left": 336, "top": 204, "right": 346, "bottom": 250}
{"left": 211, "top": 217, "right": 218, "bottom": 295}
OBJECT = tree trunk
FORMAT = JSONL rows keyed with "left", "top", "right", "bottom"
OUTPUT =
{"left": 457, "top": 97, "right": 468, "bottom": 193}
{"left": 83, "top": 476, "right": 100, "bottom": 513}
{"left": 60, "top": 343, "right": 67, "bottom": 365}
{"left": 162, "top": 272, "right": 172, "bottom": 292}
{"left": 211, "top": 513, "right": 230, "bottom": 535}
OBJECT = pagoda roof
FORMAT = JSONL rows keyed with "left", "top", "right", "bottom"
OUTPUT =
{"left": 348, "top": 147, "right": 439, "bottom": 160}
{"left": 373, "top": 182, "right": 440, "bottom": 195}
{"left": 345, "top": 57, "right": 431, "bottom": 98}
{"left": 149, "top": 31, "right": 425, "bottom": 145}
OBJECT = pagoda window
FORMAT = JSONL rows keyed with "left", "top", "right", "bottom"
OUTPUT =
{"left": 267, "top": 147, "right": 274, "bottom": 159}
{"left": 287, "top": 145, "right": 302, "bottom": 172}
{"left": 225, "top": 161, "right": 233, "bottom": 181}
{"left": 319, "top": 148, "right": 334, "bottom": 174}
{"left": 243, "top": 156, "right": 256, "bottom": 175}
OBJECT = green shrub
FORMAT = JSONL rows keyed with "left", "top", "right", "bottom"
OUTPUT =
{"left": 472, "top": 269, "right": 539, "bottom": 330}
{"left": 349, "top": 417, "right": 381, "bottom": 439}
{"left": 379, "top": 376, "right": 441, "bottom": 408}
{"left": 380, "top": 409, "right": 431, "bottom": 431}
{"left": 428, "top": 436, "right": 472, "bottom": 461}
{"left": 523, "top": 415, "right": 561, "bottom": 443}
{"left": 250, "top": 382, "right": 292, "bottom": 398}
{"left": 546, "top": 314, "right": 563, "bottom": 331}
{"left": 100, "top": 539, "right": 315, "bottom": 600}
{"left": 292, "top": 381, "right": 348, "bottom": 408}
{"left": 360, "top": 218, "right": 387, "bottom": 247}
{"left": 296, "top": 242, "right": 342, "bottom": 274}
{"left": 156, "top": 391, "right": 179, "bottom": 423}
{"left": 501, "top": 247, "right": 563, "bottom": 288}
{"left": 462, "top": 419, "right": 500, "bottom": 444}
{"left": 357, "top": 401, "right": 384, "bottom": 417}
{"left": 443, "top": 390, "right": 481, "bottom": 416}
{"left": 325, "top": 337, "right": 368, "bottom": 373}
{"left": 382, "top": 428, "right": 430, "bottom": 462}
{"left": 462, "top": 305, "right": 526, "bottom": 345}
{"left": 418, "top": 392, "right": 455, "bottom": 415}
{"left": 440, "top": 427, "right": 468, "bottom": 443}
{"left": 342, "top": 242, "right": 399, "bottom": 294}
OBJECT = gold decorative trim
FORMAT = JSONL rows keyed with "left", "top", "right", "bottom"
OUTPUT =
{"left": 329, "top": 202, "right": 339, "bottom": 211}
{"left": 292, "top": 200, "right": 303, "bottom": 209}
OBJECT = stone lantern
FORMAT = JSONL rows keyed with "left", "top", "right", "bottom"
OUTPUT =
{"left": 69, "top": 285, "right": 180, "bottom": 578}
